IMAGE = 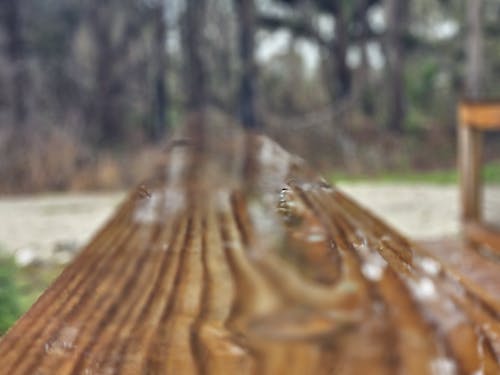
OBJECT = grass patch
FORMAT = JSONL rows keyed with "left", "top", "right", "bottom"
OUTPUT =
{"left": 331, "top": 162, "right": 500, "bottom": 185}
{"left": 0, "top": 251, "right": 63, "bottom": 335}
{"left": 0, "top": 256, "right": 23, "bottom": 334}
{"left": 16, "top": 263, "right": 64, "bottom": 312}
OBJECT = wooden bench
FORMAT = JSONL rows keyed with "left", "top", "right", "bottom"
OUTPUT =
{"left": 0, "top": 132, "right": 499, "bottom": 374}
{"left": 458, "top": 100, "right": 500, "bottom": 253}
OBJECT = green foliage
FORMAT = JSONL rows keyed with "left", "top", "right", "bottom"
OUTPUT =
{"left": 16, "top": 263, "right": 64, "bottom": 313}
{"left": 482, "top": 161, "right": 500, "bottom": 184}
{"left": 0, "top": 251, "right": 64, "bottom": 335}
{"left": 0, "top": 256, "right": 22, "bottom": 335}
{"left": 406, "top": 58, "right": 439, "bottom": 115}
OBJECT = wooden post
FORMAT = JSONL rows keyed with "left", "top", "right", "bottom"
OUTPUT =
{"left": 458, "top": 100, "right": 500, "bottom": 250}
{"left": 458, "top": 115, "right": 483, "bottom": 224}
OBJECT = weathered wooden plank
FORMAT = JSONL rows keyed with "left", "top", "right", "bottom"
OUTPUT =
{"left": 0, "top": 133, "right": 499, "bottom": 374}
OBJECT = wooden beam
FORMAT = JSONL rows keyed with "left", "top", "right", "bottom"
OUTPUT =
{"left": 459, "top": 101, "right": 500, "bottom": 130}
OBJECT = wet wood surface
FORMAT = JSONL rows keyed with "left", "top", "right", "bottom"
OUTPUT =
{"left": 0, "top": 134, "right": 499, "bottom": 374}
{"left": 420, "top": 238, "right": 500, "bottom": 310}
{"left": 464, "top": 222, "right": 500, "bottom": 255}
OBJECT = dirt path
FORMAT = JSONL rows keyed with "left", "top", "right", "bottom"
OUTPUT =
{"left": 338, "top": 183, "right": 500, "bottom": 238}
{"left": 0, "top": 192, "right": 125, "bottom": 263}
{"left": 0, "top": 184, "right": 499, "bottom": 263}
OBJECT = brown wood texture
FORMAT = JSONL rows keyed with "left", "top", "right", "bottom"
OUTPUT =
{"left": 459, "top": 101, "right": 500, "bottom": 130}
{"left": 0, "top": 134, "right": 499, "bottom": 374}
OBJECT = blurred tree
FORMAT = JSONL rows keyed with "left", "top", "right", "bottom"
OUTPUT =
{"left": 384, "top": 0, "right": 409, "bottom": 132}
{"left": 353, "top": 0, "right": 376, "bottom": 116}
{"left": 182, "top": 0, "right": 208, "bottom": 112}
{"left": 465, "top": 0, "right": 484, "bottom": 98}
{"left": 204, "top": 0, "right": 239, "bottom": 114}
{"left": 88, "top": 1, "right": 129, "bottom": 144}
{"left": 260, "top": 46, "right": 329, "bottom": 115}
{"left": 25, "top": 0, "right": 84, "bottom": 120}
{"left": 150, "top": 0, "right": 170, "bottom": 141}
{"left": 0, "top": 0, "right": 500, "bottom": 192}
{"left": 235, "top": 0, "right": 259, "bottom": 129}
{"left": 1, "top": 0, "right": 28, "bottom": 125}
{"left": 82, "top": 0, "right": 156, "bottom": 145}
{"left": 328, "top": 1, "right": 351, "bottom": 101}
{"left": 258, "top": 0, "right": 382, "bottom": 112}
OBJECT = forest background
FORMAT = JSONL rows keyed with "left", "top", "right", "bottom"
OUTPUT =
{"left": 0, "top": 0, "right": 499, "bottom": 191}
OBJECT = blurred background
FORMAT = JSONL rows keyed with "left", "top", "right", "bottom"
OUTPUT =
{"left": 0, "top": 0, "right": 500, "bottom": 334}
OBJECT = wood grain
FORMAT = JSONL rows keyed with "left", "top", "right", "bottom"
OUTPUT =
{"left": 0, "top": 134, "right": 499, "bottom": 374}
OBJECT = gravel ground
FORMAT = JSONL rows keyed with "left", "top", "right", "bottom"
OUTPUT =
{"left": 0, "top": 184, "right": 499, "bottom": 263}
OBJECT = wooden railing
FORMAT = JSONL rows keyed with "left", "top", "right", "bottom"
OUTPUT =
{"left": 458, "top": 100, "right": 500, "bottom": 253}
{"left": 0, "top": 132, "right": 499, "bottom": 374}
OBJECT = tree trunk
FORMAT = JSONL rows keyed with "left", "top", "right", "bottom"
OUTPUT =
{"left": 332, "top": 10, "right": 351, "bottom": 101}
{"left": 320, "top": 6, "right": 352, "bottom": 122}
{"left": 92, "top": 6, "right": 121, "bottom": 145}
{"left": 151, "top": 1, "right": 169, "bottom": 141}
{"left": 385, "top": 0, "right": 408, "bottom": 133}
{"left": 354, "top": 1, "right": 374, "bottom": 116}
{"left": 183, "top": 0, "right": 207, "bottom": 112}
{"left": 235, "top": 0, "right": 259, "bottom": 129}
{"left": 86, "top": 1, "right": 131, "bottom": 145}
{"left": 179, "top": 0, "right": 208, "bottom": 149}
{"left": 465, "top": 0, "right": 484, "bottom": 99}
{"left": 95, "top": 43, "right": 123, "bottom": 145}
{"left": 2, "top": 0, "right": 28, "bottom": 126}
